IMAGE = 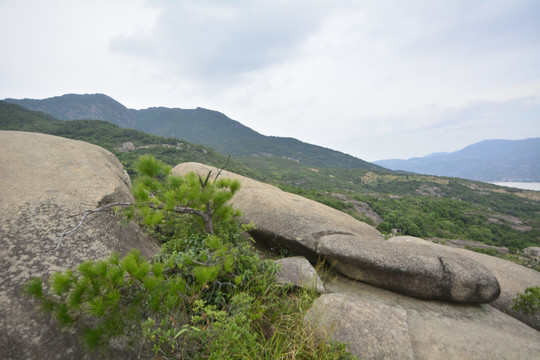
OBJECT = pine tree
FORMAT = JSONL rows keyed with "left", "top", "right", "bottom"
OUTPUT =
{"left": 131, "top": 154, "right": 241, "bottom": 235}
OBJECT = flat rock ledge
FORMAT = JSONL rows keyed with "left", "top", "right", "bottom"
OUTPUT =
{"left": 172, "top": 162, "right": 501, "bottom": 304}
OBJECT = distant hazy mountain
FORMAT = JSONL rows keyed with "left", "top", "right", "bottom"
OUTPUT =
{"left": 5, "top": 93, "right": 382, "bottom": 170}
{"left": 374, "top": 138, "right": 540, "bottom": 182}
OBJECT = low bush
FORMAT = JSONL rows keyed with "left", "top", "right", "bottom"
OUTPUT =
{"left": 512, "top": 286, "right": 540, "bottom": 315}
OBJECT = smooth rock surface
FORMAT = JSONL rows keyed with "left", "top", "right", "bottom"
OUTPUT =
{"left": 0, "top": 131, "right": 160, "bottom": 360}
{"left": 274, "top": 256, "right": 325, "bottom": 293}
{"left": 323, "top": 275, "right": 540, "bottom": 360}
{"left": 172, "top": 162, "right": 384, "bottom": 262}
{"left": 172, "top": 162, "right": 501, "bottom": 303}
{"left": 524, "top": 246, "right": 540, "bottom": 258}
{"left": 390, "top": 236, "right": 540, "bottom": 329}
{"left": 321, "top": 234, "right": 501, "bottom": 303}
{"left": 306, "top": 293, "right": 414, "bottom": 359}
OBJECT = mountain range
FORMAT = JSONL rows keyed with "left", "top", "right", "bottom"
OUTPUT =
{"left": 5, "top": 93, "right": 539, "bottom": 182}
{"left": 4, "top": 94, "right": 380, "bottom": 171}
{"left": 374, "top": 138, "right": 540, "bottom": 182}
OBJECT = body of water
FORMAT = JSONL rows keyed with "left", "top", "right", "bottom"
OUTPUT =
{"left": 491, "top": 182, "right": 540, "bottom": 191}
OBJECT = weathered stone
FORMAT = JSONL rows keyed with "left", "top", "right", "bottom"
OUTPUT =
{"left": 524, "top": 246, "right": 540, "bottom": 258}
{"left": 390, "top": 236, "right": 540, "bottom": 330}
{"left": 324, "top": 275, "right": 540, "bottom": 360}
{"left": 115, "top": 141, "right": 135, "bottom": 152}
{"left": 171, "top": 162, "right": 384, "bottom": 263}
{"left": 172, "top": 162, "right": 501, "bottom": 303}
{"left": 321, "top": 234, "right": 501, "bottom": 303}
{"left": 274, "top": 256, "right": 325, "bottom": 293}
{"left": 305, "top": 293, "right": 414, "bottom": 359}
{"left": 0, "top": 131, "right": 160, "bottom": 360}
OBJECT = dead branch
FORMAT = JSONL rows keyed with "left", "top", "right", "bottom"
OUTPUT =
{"left": 198, "top": 171, "right": 212, "bottom": 189}
{"left": 50, "top": 202, "right": 133, "bottom": 251}
{"left": 214, "top": 155, "right": 231, "bottom": 182}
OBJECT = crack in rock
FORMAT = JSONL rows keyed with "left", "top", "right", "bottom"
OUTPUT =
{"left": 438, "top": 256, "right": 454, "bottom": 300}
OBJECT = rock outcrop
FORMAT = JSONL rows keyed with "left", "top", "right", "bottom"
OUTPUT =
{"left": 172, "top": 162, "right": 500, "bottom": 303}
{"left": 320, "top": 233, "right": 500, "bottom": 303}
{"left": 0, "top": 131, "right": 160, "bottom": 360}
{"left": 172, "top": 162, "right": 384, "bottom": 259}
{"left": 318, "top": 278, "right": 540, "bottom": 360}
{"left": 173, "top": 162, "right": 540, "bottom": 358}
{"left": 2, "top": 145, "right": 538, "bottom": 359}
{"left": 390, "top": 236, "right": 540, "bottom": 330}
{"left": 306, "top": 293, "right": 415, "bottom": 359}
{"left": 524, "top": 246, "right": 540, "bottom": 258}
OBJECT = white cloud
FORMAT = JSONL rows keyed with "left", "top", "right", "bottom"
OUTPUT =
{"left": 1, "top": 0, "right": 539, "bottom": 162}
{"left": 110, "top": 1, "right": 328, "bottom": 82}
{"left": 336, "top": 97, "right": 540, "bottom": 161}
{"left": 0, "top": 0, "right": 158, "bottom": 100}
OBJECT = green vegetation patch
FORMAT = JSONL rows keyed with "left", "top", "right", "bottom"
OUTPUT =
{"left": 25, "top": 155, "right": 354, "bottom": 359}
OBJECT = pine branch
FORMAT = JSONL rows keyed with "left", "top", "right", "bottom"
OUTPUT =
{"left": 173, "top": 206, "right": 214, "bottom": 234}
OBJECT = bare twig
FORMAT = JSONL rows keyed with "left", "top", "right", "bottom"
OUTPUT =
{"left": 198, "top": 171, "right": 212, "bottom": 189}
{"left": 214, "top": 155, "right": 231, "bottom": 182}
{"left": 50, "top": 202, "right": 133, "bottom": 251}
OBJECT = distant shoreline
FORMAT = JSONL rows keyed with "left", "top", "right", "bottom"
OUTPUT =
{"left": 491, "top": 182, "right": 540, "bottom": 191}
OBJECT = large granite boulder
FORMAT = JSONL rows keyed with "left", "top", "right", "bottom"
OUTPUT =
{"left": 172, "top": 162, "right": 384, "bottom": 260}
{"left": 0, "top": 131, "right": 161, "bottom": 359}
{"left": 390, "top": 236, "right": 540, "bottom": 330}
{"left": 314, "top": 278, "right": 540, "bottom": 360}
{"left": 172, "top": 163, "right": 500, "bottom": 303}
{"left": 524, "top": 246, "right": 540, "bottom": 258}
{"left": 320, "top": 234, "right": 500, "bottom": 303}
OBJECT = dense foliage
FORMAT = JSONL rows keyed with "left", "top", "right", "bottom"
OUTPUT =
{"left": 356, "top": 194, "right": 540, "bottom": 250}
{"left": 25, "top": 155, "right": 354, "bottom": 359}
{"left": 129, "top": 154, "right": 241, "bottom": 235}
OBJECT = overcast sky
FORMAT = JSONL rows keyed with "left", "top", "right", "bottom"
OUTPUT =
{"left": 1, "top": 0, "right": 539, "bottom": 161}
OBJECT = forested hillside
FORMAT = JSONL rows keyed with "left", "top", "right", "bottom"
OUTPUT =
{"left": 0, "top": 101, "right": 256, "bottom": 178}
{"left": 5, "top": 94, "right": 382, "bottom": 170}
{"left": 1, "top": 100, "right": 539, "bottom": 270}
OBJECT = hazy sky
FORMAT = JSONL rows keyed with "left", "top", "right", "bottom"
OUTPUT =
{"left": 1, "top": 0, "right": 539, "bottom": 161}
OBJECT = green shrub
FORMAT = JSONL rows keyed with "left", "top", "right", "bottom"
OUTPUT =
{"left": 512, "top": 286, "right": 540, "bottom": 315}
{"left": 25, "top": 154, "right": 354, "bottom": 359}
{"left": 376, "top": 221, "right": 392, "bottom": 233}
